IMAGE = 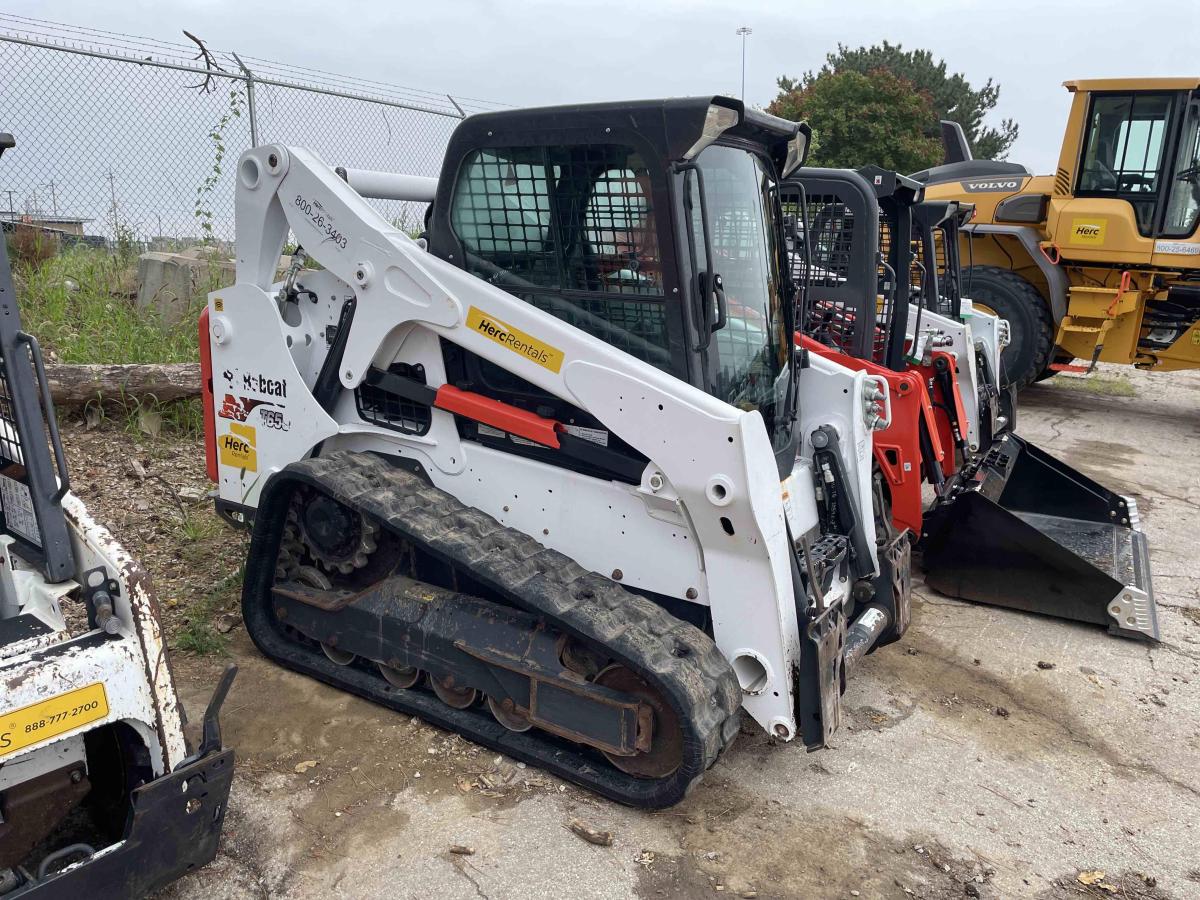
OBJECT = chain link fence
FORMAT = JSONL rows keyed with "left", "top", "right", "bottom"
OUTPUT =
{"left": 0, "top": 14, "right": 503, "bottom": 250}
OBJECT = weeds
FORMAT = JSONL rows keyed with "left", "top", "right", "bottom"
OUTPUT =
{"left": 178, "top": 509, "right": 219, "bottom": 544}
{"left": 195, "top": 86, "right": 246, "bottom": 245}
{"left": 15, "top": 245, "right": 201, "bottom": 365}
{"left": 117, "top": 395, "right": 205, "bottom": 439}
{"left": 176, "top": 614, "right": 225, "bottom": 655}
{"left": 76, "top": 392, "right": 205, "bottom": 439}
{"left": 176, "top": 565, "right": 243, "bottom": 655}
{"left": 1053, "top": 373, "right": 1137, "bottom": 398}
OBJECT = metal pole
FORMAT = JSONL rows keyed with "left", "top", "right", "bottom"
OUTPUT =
{"left": 232, "top": 53, "right": 259, "bottom": 146}
{"left": 2, "top": 190, "right": 14, "bottom": 218}
{"left": 48, "top": 181, "right": 57, "bottom": 216}
{"left": 107, "top": 172, "right": 119, "bottom": 237}
{"left": 736, "top": 26, "right": 752, "bottom": 102}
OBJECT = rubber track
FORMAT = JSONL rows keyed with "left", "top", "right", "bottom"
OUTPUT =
{"left": 242, "top": 450, "right": 742, "bottom": 808}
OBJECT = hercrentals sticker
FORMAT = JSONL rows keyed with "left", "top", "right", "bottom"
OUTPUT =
{"left": 1069, "top": 218, "right": 1107, "bottom": 245}
{"left": 466, "top": 307, "right": 564, "bottom": 373}
{"left": 219, "top": 422, "right": 257, "bottom": 472}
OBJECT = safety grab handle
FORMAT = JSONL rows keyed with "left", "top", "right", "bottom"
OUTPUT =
{"left": 868, "top": 373, "right": 892, "bottom": 431}
{"left": 18, "top": 331, "right": 71, "bottom": 501}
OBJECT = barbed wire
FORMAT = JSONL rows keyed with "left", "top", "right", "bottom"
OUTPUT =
{"left": 0, "top": 13, "right": 507, "bottom": 117}
{"left": 0, "top": 15, "right": 500, "bottom": 246}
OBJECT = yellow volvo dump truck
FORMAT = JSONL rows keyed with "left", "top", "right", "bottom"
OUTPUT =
{"left": 915, "top": 78, "right": 1200, "bottom": 387}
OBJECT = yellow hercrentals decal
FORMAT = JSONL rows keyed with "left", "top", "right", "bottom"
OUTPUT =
{"left": 466, "top": 307, "right": 564, "bottom": 373}
{"left": 1069, "top": 218, "right": 1107, "bottom": 245}
{"left": 219, "top": 421, "right": 258, "bottom": 472}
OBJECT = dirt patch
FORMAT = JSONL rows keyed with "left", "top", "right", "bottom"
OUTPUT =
{"left": 61, "top": 420, "right": 245, "bottom": 650}
{"left": 176, "top": 636, "right": 572, "bottom": 800}
{"left": 856, "top": 619, "right": 1114, "bottom": 760}
{"left": 1039, "top": 869, "right": 1175, "bottom": 899}
{"left": 843, "top": 699, "right": 919, "bottom": 734}
{"left": 1049, "top": 374, "right": 1138, "bottom": 398}
{"left": 1068, "top": 439, "right": 1137, "bottom": 471}
{"left": 631, "top": 777, "right": 997, "bottom": 899}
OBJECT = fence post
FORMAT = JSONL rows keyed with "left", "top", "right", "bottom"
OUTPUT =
{"left": 232, "top": 52, "right": 259, "bottom": 146}
{"left": 447, "top": 95, "right": 466, "bottom": 119}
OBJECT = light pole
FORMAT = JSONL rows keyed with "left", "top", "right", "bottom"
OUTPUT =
{"left": 40, "top": 181, "right": 58, "bottom": 216}
{"left": 736, "top": 26, "right": 752, "bottom": 102}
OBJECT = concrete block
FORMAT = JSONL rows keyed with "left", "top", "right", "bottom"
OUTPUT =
{"left": 135, "top": 248, "right": 234, "bottom": 324}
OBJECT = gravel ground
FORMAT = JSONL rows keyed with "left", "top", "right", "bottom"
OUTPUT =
{"left": 65, "top": 365, "right": 1197, "bottom": 900}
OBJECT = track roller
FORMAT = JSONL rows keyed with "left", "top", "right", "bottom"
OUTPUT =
{"left": 488, "top": 696, "right": 533, "bottom": 732}
{"left": 379, "top": 663, "right": 421, "bottom": 689}
{"left": 432, "top": 675, "right": 478, "bottom": 709}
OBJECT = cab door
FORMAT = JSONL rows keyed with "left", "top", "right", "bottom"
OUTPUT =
{"left": 1049, "top": 91, "right": 1178, "bottom": 265}
{"left": 1152, "top": 92, "right": 1200, "bottom": 266}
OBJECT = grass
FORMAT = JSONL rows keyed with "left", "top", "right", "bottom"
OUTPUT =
{"left": 13, "top": 244, "right": 212, "bottom": 365}
{"left": 1052, "top": 372, "right": 1138, "bottom": 397}
{"left": 179, "top": 510, "right": 220, "bottom": 544}
{"left": 176, "top": 565, "right": 243, "bottom": 655}
{"left": 12, "top": 243, "right": 219, "bottom": 437}
{"left": 10, "top": 242, "right": 240, "bottom": 654}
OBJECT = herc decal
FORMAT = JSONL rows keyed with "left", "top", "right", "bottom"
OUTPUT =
{"left": 466, "top": 307, "right": 564, "bottom": 373}
{"left": 1069, "top": 218, "right": 1107, "bottom": 245}
{"left": 218, "top": 422, "right": 257, "bottom": 472}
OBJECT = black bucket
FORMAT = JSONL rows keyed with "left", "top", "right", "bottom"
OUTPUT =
{"left": 920, "top": 432, "right": 1157, "bottom": 640}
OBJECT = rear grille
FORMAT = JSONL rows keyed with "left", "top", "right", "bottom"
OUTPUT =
{"left": 1054, "top": 168, "right": 1071, "bottom": 196}
{"left": 355, "top": 363, "right": 432, "bottom": 435}
{"left": 792, "top": 193, "right": 890, "bottom": 364}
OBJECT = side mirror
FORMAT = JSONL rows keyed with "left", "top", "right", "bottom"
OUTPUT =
{"left": 0, "top": 133, "right": 14, "bottom": 160}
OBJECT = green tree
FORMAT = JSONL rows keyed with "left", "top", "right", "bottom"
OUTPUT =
{"left": 812, "top": 42, "right": 1019, "bottom": 160}
{"left": 767, "top": 69, "right": 943, "bottom": 172}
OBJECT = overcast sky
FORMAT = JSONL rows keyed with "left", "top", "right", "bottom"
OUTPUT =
{"left": 8, "top": 0, "right": 1198, "bottom": 173}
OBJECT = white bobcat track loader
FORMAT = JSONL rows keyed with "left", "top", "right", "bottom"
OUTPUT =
{"left": 0, "top": 133, "right": 235, "bottom": 897}
{"left": 204, "top": 98, "right": 909, "bottom": 808}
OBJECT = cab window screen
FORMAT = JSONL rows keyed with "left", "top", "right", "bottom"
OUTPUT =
{"left": 450, "top": 145, "right": 670, "bottom": 370}
{"left": 451, "top": 149, "right": 559, "bottom": 286}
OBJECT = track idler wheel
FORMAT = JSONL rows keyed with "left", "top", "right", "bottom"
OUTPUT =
{"left": 594, "top": 664, "right": 683, "bottom": 778}
{"left": 321, "top": 643, "right": 355, "bottom": 666}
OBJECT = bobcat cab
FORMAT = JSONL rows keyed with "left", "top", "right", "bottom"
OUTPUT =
{"left": 917, "top": 78, "right": 1200, "bottom": 386}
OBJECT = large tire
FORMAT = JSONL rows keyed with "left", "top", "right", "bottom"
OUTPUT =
{"left": 963, "top": 265, "right": 1055, "bottom": 390}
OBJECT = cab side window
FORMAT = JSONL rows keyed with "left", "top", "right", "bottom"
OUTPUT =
{"left": 1077, "top": 93, "right": 1171, "bottom": 235}
{"left": 449, "top": 145, "right": 671, "bottom": 371}
{"left": 1165, "top": 100, "right": 1200, "bottom": 238}
{"left": 451, "top": 150, "right": 559, "bottom": 286}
